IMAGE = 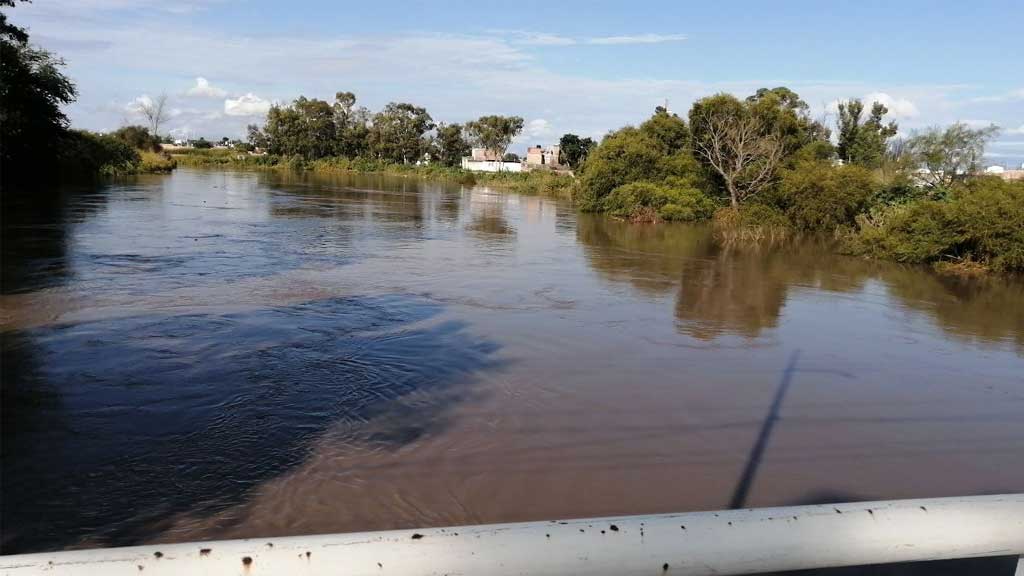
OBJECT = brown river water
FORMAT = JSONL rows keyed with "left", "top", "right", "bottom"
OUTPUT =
{"left": 2, "top": 168, "right": 1023, "bottom": 554}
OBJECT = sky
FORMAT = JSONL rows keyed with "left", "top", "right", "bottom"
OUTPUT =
{"left": 11, "top": 0, "right": 1024, "bottom": 164}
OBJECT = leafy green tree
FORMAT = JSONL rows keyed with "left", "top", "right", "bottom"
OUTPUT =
{"left": 638, "top": 107, "right": 690, "bottom": 154}
{"left": 246, "top": 124, "right": 268, "bottom": 150}
{"left": 262, "top": 96, "right": 338, "bottom": 159}
{"left": 906, "top": 122, "right": 1000, "bottom": 190}
{"left": 746, "top": 87, "right": 831, "bottom": 158}
{"left": 577, "top": 127, "right": 668, "bottom": 209}
{"left": 193, "top": 137, "right": 213, "bottom": 149}
{"left": 434, "top": 122, "right": 471, "bottom": 167}
{"left": 1, "top": 0, "right": 77, "bottom": 183}
{"left": 836, "top": 99, "right": 898, "bottom": 167}
{"left": 689, "top": 94, "right": 784, "bottom": 208}
{"left": 465, "top": 115, "right": 524, "bottom": 167}
{"left": 558, "top": 133, "right": 596, "bottom": 169}
{"left": 111, "top": 125, "right": 161, "bottom": 151}
{"left": 332, "top": 91, "right": 371, "bottom": 157}
{"left": 368, "top": 102, "right": 435, "bottom": 163}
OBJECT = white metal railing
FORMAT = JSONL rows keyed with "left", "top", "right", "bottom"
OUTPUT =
{"left": 1, "top": 494, "right": 1022, "bottom": 575}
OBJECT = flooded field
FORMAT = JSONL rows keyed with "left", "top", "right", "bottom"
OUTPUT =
{"left": 2, "top": 169, "right": 1023, "bottom": 554}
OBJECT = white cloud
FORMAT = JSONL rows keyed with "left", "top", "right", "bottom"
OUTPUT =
{"left": 510, "top": 32, "right": 576, "bottom": 46}
{"left": 516, "top": 118, "right": 554, "bottom": 144}
{"left": 224, "top": 93, "right": 271, "bottom": 116}
{"left": 586, "top": 33, "right": 688, "bottom": 45}
{"left": 186, "top": 77, "right": 227, "bottom": 98}
{"left": 863, "top": 92, "right": 919, "bottom": 119}
{"left": 825, "top": 92, "right": 919, "bottom": 120}
{"left": 1005, "top": 124, "right": 1024, "bottom": 135}
{"left": 125, "top": 94, "right": 153, "bottom": 114}
{"left": 503, "top": 31, "right": 687, "bottom": 47}
{"left": 971, "top": 88, "right": 1024, "bottom": 103}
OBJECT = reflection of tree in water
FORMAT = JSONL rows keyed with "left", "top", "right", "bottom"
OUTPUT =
{"left": 674, "top": 247, "right": 791, "bottom": 340}
{"left": 467, "top": 198, "right": 516, "bottom": 240}
{"left": 576, "top": 215, "right": 710, "bottom": 297}
{"left": 576, "top": 215, "right": 1024, "bottom": 347}
{"left": 881, "top": 268, "right": 1024, "bottom": 352}
{"left": 1, "top": 186, "right": 108, "bottom": 294}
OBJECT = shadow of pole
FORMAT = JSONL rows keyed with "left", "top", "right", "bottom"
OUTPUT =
{"left": 729, "top": 349, "right": 801, "bottom": 510}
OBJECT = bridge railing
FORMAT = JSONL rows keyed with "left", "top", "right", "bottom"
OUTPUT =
{"left": 2, "top": 494, "right": 1022, "bottom": 575}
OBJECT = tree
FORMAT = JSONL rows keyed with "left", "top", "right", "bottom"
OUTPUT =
{"left": 746, "top": 87, "right": 831, "bottom": 158}
{"left": 368, "top": 102, "right": 435, "bottom": 163}
{"left": 906, "top": 122, "right": 1000, "bottom": 190}
{"left": 638, "top": 108, "right": 690, "bottom": 154}
{"left": 689, "top": 94, "right": 784, "bottom": 208}
{"left": 332, "top": 91, "right": 371, "bottom": 157}
{"left": 1, "top": 0, "right": 77, "bottom": 182}
{"left": 260, "top": 96, "right": 338, "bottom": 159}
{"left": 558, "top": 133, "right": 596, "bottom": 169}
{"left": 434, "top": 122, "right": 471, "bottom": 167}
{"left": 111, "top": 125, "right": 160, "bottom": 151}
{"left": 137, "top": 93, "right": 169, "bottom": 137}
{"left": 464, "top": 115, "right": 524, "bottom": 169}
{"left": 246, "top": 123, "right": 268, "bottom": 150}
{"left": 836, "top": 99, "right": 898, "bottom": 167}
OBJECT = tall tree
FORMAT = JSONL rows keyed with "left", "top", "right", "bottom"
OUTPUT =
{"left": 465, "top": 115, "right": 524, "bottom": 168}
{"left": 332, "top": 91, "right": 371, "bottom": 158}
{"left": 906, "top": 122, "right": 1000, "bottom": 190}
{"left": 0, "top": 0, "right": 77, "bottom": 182}
{"left": 689, "top": 94, "right": 784, "bottom": 208}
{"left": 137, "top": 93, "right": 169, "bottom": 137}
{"left": 836, "top": 99, "right": 898, "bottom": 167}
{"left": 368, "top": 102, "right": 435, "bottom": 163}
{"left": 558, "top": 133, "right": 596, "bottom": 169}
{"left": 434, "top": 122, "right": 471, "bottom": 167}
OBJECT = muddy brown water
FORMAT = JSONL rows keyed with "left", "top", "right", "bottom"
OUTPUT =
{"left": 2, "top": 168, "right": 1022, "bottom": 554}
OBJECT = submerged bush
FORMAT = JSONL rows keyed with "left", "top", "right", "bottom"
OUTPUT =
{"left": 770, "top": 160, "right": 877, "bottom": 232}
{"left": 846, "top": 177, "right": 1024, "bottom": 272}
{"left": 712, "top": 204, "right": 791, "bottom": 244}
{"left": 601, "top": 181, "right": 717, "bottom": 222}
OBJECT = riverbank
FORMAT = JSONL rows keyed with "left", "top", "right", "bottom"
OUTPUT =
{"left": 167, "top": 148, "right": 575, "bottom": 199}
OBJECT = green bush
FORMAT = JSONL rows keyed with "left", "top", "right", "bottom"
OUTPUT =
{"left": 771, "top": 160, "right": 877, "bottom": 232}
{"left": 58, "top": 130, "right": 140, "bottom": 176}
{"left": 602, "top": 181, "right": 717, "bottom": 222}
{"left": 846, "top": 177, "right": 1024, "bottom": 272}
{"left": 577, "top": 128, "right": 668, "bottom": 210}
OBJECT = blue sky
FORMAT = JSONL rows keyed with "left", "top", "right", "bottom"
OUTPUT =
{"left": 12, "top": 0, "right": 1024, "bottom": 163}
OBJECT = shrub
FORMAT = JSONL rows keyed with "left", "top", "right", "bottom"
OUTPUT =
{"left": 139, "top": 151, "right": 177, "bottom": 173}
{"left": 111, "top": 126, "right": 161, "bottom": 152}
{"left": 772, "top": 160, "right": 877, "bottom": 232}
{"left": 713, "top": 204, "right": 791, "bottom": 244}
{"left": 601, "top": 181, "right": 717, "bottom": 222}
{"left": 577, "top": 128, "right": 668, "bottom": 210}
{"left": 846, "top": 177, "right": 1024, "bottom": 272}
{"left": 57, "top": 130, "right": 140, "bottom": 176}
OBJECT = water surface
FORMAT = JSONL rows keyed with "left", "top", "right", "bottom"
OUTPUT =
{"left": 2, "top": 169, "right": 1023, "bottom": 553}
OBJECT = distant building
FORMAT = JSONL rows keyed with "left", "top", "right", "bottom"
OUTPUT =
{"left": 470, "top": 148, "right": 500, "bottom": 162}
{"left": 983, "top": 164, "right": 1024, "bottom": 181}
{"left": 462, "top": 148, "right": 523, "bottom": 172}
{"left": 525, "top": 145, "right": 561, "bottom": 168}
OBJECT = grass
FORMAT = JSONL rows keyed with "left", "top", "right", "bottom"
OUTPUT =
{"left": 165, "top": 149, "right": 577, "bottom": 199}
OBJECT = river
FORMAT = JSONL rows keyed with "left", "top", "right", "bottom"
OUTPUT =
{"left": 2, "top": 168, "right": 1022, "bottom": 554}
